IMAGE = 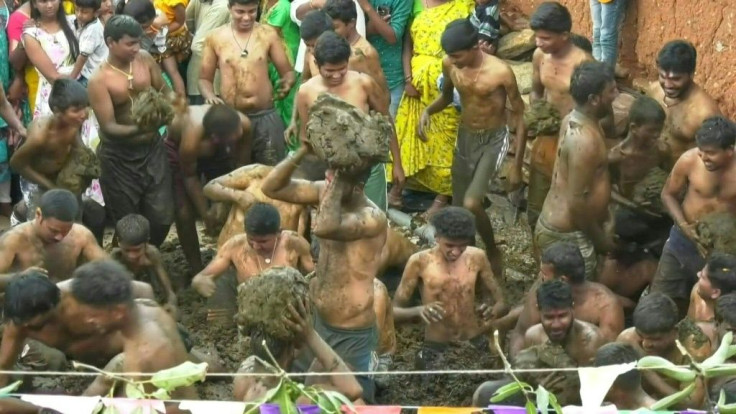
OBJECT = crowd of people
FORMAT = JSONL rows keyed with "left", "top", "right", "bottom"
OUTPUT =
{"left": 0, "top": 0, "right": 734, "bottom": 411}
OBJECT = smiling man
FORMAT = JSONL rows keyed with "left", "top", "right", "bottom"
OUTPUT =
{"left": 650, "top": 116, "right": 736, "bottom": 318}
{"left": 647, "top": 40, "right": 721, "bottom": 170}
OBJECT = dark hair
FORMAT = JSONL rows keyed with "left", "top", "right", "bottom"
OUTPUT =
{"left": 440, "top": 19, "right": 479, "bottom": 54}
{"left": 323, "top": 0, "right": 356, "bottom": 24}
{"left": 203, "top": 105, "right": 241, "bottom": 139}
{"left": 76, "top": 0, "right": 102, "bottom": 11}
{"left": 4, "top": 270, "right": 61, "bottom": 324}
{"left": 116, "top": 214, "right": 150, "bottom": 245}
{"left": 250, "top": 325, "right": 290, "bottom": 360}
{"left": 536, "top": 279, "right": 573, "bottom": 311}
{"left": 570, "top": 33, "right": 592, "bottom": 53}
{"left": 657, "top": 40, "right": 697, "bottom": 75}
{"left": 594, "top": 343, "right": 641, "bottom": 391}
{"left": 30, "top": 0, "right": 79, "bottom": 60}
{"left": 244, "top": 203, "right": 281, "bottom": 235}
{"left": 300, "top": 10, "right": 334, "bottom": 41}
{"left": 629, "top": 96, "right": 666, "bottom": 127}
{"left": 313, "top": 31, "right": 351, "bottom": 66}
{"left": 39, "top": 189, "right": 79, "bottom": 222}
{"left": 71, "top": 260, "right": 134, "bottom": 307}
{"left": 569, "top": 61, "right": 614, "bottom": 106}
{"left": 716, "top": 293, "right": 736, "bottom": 326}
{"left": 707, "top": 252, "right": 736, "bottom": 296}
{"left": 540, "top": 242, "right": 585, "bottom": 284}
{"left": 228, "top": 0, "right": 259, "bottom": 7}
{"left": 695, "top": 116, "right": 736, "bottom": 150}
{"left": 49, "top": 79, "right": 89, "bottom": 112}
{"left": 122, "top": 0, "right": 156, "bottom": 24}
{"left": 529, "top": 1, "right": 572, "bottom": 33}
{"left": 633, "top": 292, "right": 678, "bottom": 334}
{"left": 430, "top": 206, "right": 476, "bottom": 241}
{"left": 104, "top": 14, "right": 144, "bottom": 42}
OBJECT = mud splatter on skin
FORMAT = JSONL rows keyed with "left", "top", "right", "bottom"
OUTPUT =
{"left": 697, "top": 212, "right": 736, "bottom": 256}
{"left": 677, "top": 318, "right": 710, "bottom": 349}
{"left": 131, "top": 88, "right": 175, "bottom": 132}
{"left": 56, "top": 145, "right": 101, "bottom": 195}
{"left": 631, "top": 167, "right": 668, "bottom": 213}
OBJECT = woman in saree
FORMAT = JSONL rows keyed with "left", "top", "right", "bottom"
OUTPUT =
{"left": 387, "top": 0, "right": 472, "bottom": 215}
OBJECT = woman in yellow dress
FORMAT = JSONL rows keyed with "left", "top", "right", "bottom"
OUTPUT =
{"left": 387, "top": 0, "right": 472, "bottom": 215}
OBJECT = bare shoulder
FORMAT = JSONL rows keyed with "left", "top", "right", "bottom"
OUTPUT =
{"left": 283, "top": 230, "right": 307, "bottom": 246}
{"left": 692, "top": 87, "right": 722, "bottom": 118}
{"left": 572, "top": 47, "right": 593, "bottom": 64}
{"left": 70, "top": 223, "right": 97, "bottom": 243}
{"left": 590, "top": 281, "right": 619, "bottom": 302}
{"left": 258, "top": 22, "right": 279, "bottom": 39}
{"left": 145, "top": 245, "right": 163, "bottom": 262}
{"left": 525, "top": 323, "right": 546, "bottom": 343}
{"left": 465, "top": 246, "right": 490, "bottom": 264}
{"left": 223, "top": 234, "right": 249, "bottom": 251}
{"left": 616, "top": 327, "right": 639, "bottom": 344}
{"left": 532, "top": 48, "right": 544, "bottom": 65}
{"left": 673, "top": 147, "right": 699, "bottom": 170}
{"left": 0, "top": 224, "right": 27, "bottom": 248}
{"left": 406, "top": 248, "right": 431, "bottom": 269}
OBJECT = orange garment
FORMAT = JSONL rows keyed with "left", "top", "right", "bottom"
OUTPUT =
{"left": 154, "top": 0, "right": 188, "bottom": 35}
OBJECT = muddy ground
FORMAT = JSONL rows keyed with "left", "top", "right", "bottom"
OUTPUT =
{"left": 47, "top": 188, "right": 538, "bottom": 408}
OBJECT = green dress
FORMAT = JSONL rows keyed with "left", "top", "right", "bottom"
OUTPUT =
{"left": 262, "top": 0, "right": 301, "bottom": 150}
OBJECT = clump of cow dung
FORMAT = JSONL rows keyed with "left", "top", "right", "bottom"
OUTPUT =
{"left": 131, "top": 88, "right": 175, "bottom": 132}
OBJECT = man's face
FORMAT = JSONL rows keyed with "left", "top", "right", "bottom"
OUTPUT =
{"left": 108, "top": 35, "right": 141, "bottom": 62}
{"left": 593, "top": 81, "right": 619, "bottom": 118}
{"left": 631, "top": 121, "right": 664, "bottom": 143}
{"left": 636, "top": 329, "right": 676, "bottom": 356}
{"left": 59, "top": 105, "right": 89, "bottom": 126}
{"left": 35, "top": 214, "right": 73, "bottom": 244}
{"left": 77, "top": 304, "right": 125, "bottom": 335}
{"left": 247, "top": 233, "right": 278, "bottom": 257}
{"left": 229, "top": 3, "right": 258, "bottom": 31}
{"left": 447, "top": 49, "right": 477, "bottom": 69}
{"left": 534, "top": 29, "right": 567, "bottom": 54}
{"left": 540, "top": 307, "right": 573, "bottom": 343}
{"left": 658, "top": 69, "right": 692, "bottom": 100}
{"left": 435, "top": 237, "right": 471, "bottom": 262}
{"left": 75, "top": 6, "right": 96, "bottom": 25}
{"left": 538, "top": 263, "right": 556, "bottom": 282}
{"left": 698, "top": 144, "right": 733, "bottom": 171}
{"left": 318, "top": 61, "right": 349, "bottom": 87}
{"left": 697, "top": 265, "right": 719, "bottom": 300}
{"left": 119, "top": 242, "right": 147, "bottom": 264}
{"left": 331, "top": 19, "right": 354, "bottom": 39}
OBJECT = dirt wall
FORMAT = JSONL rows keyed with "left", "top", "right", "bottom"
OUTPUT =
{"left": 508, "top": 0, "right": 735, "bottom": 119}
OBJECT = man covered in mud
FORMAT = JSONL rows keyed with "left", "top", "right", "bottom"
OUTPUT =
{"left": 535, "top": 61, "right": 618, "bottom": 279}
{"left": 509, "top": 242, "right": 623, "bottom": 357}
{"left": 166, "top": 103, "right": 252, "bottom": 275}
{"left": 647, "top": 40, "right": 721, "bottom": 170}
{"left": 650, "top": 116, "right": 736, "bottom": 317}
{"left": 419, "top": 19, "right": 524, "bottom": 278}
{"left": 192, "top": 202, "right": 314, "bottom": 324}
{"left": 262, "top": 152, "right": 387, "bottom": 401}
{"left": 88, "top": 15, "right": 174, "bottom": 247}
{"left": 688, "top": 252, "right": 736, "bottom": 326}
{"left": 617, "top": 292, "right": 710, "bottom": 408}
{"left": 0, "top": 265, "right": 155, "bottom": 387}
{"left": 594, "top": 343, "right": 656, "bottom": 410}
{"left": 510, "top": 1, "right": 591, "bottom": 230}
{"left": 204, "top": 164, "right": 309, "bottom": 247}
{"left": 0, "top": 190, "right": 108, "bottom": 287}
{"left": 199, "top": 0, "right": 296, "bottom": 165}
{"left": 393, "top": 206, "right": 507, "bottom": 368}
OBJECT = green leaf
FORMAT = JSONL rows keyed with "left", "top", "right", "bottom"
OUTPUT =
{"left": 490, "top": 381, "right": 523, "bottom": 403}
{"left": 536, "top": 385, "right": 550, "bottom": 413}
{"left": 130, "top": 408, "right": 144, "bottom": 414}
{"left": 548, "top": 391, "right": 563, "bottom": 414}
{"left": 124, "top": 382, "right": 146, "bottom": 399}
{"left": 149, "top": 361, "right": 208, "bottom": 391}
{"left": 0, "top": 380, "right": 22, "bottom": 396}
{"left": 149, "top": 387, "right": 172, "bottom": 400}
{"left": 525, "top": 400, "right": 536, "bottom": 414}
{"left": 323, "top": 390, "right": 356, "bottom": 412}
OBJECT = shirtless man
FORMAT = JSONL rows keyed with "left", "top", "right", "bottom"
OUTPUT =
{"left": 75, "top": 262, "right": 198, "bottom": 406}
{"left": 688, "top": 252, "right": 736, "bottom": 326}
{"left": 594, "top": 343, "right": 656, "bottom": 410}
{"left": 166, "top": 103, "right": 252, "bottom": 274}
{"left": 199, "top": 0, "right": 296, "bottom": 165}
{"left": 191, "top": 202, "right": 314, "bottom": 323}
{"left": 0, "top": 190, "right": 107, "bottom": 287}
{"left": 511, "top": 1, "right": 591, "bottom": 230}
{"left": 88, "top": 15, "right": 174, "bottom": 246}
{"left": 651, "top": 116, "right": 736, "bottom": 317}
{"left": 535, "top": 61, "right": 618, "bottom": 279}
{"left": 262, "top": 152, "right": 387, "bottom": 401}
{"left": 393, "top": 207, "right": 508, "bottom": 369}
{"left": 419, "top": 19, "right": 525, "bottom": 278}
{"left": 0, "top": 266, "right": 155, "bottom": 387}
{"left": 510, "top": 241, "right": 623, "bottom": 357}
{"left": 204, "top": 164, "right": 309, "bottom": 247}
{"left": 647, "top": 40, "right": 721, "bottom": 170}
{"left": 617, "top": 293, "right": 710, "bottom": 408}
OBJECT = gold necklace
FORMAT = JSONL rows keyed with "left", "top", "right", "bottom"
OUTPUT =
{"left": 255, "top": 236, "right": 279, "bottom": 273}
{"left": 473, "top": 54, "right": 485, "bottom": 83}
{"left": 106, "top": 60, "right": 133, "bottom": 90}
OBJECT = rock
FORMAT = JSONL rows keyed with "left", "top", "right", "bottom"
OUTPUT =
{"left": 506, "top": 60, "right": 533, "bottom": 94}
{"left": 497, "top": 29, "right": 536, "bottom": 59}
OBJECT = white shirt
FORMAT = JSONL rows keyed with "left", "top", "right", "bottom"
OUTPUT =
{"left": 74, "top": 18, "right": 109, "bottom": 79}
{"left": 289, "top": 0, "right": 365, "bottom": 73}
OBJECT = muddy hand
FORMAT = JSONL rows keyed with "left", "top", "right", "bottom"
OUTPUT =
{"left": 540, "top": 371, "right": 566, "bottom": 392}
{"left": 392, "top": 163, "right": 406, "bottom": 188}
{"left": 205, "top": 96, "right": 225, "bottom": 105}
{"left": 418, "top": 111, "right": 430, "bottom": 142}
{"left": 284, "top": 122, "right": 297, "bottom": 145}
{"left": 478, "top": 40, "right": 496, "bottom": 55}
{"left": 283, "top": 297, "right": 313, "bottom": 339}
{"left": 23, "top": 266, "right": 49, "bottom": 276}
{"left": 420, "top": 302, "right": 445, "bottom": 324}
{"left": 404, "top": 82, "right": 420, "bottom": 99}
{"left": 191, "top": 274, "right": 216, "bottom": 297}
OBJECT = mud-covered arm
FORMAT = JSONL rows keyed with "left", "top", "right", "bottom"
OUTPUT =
{"left": 392, "top": 254, "right": 423, "bottom": 323}
{"left": 661, "top": 152, "right": 692, "bottom": 229}
{"left": 366, "top": 76, "right": 402, "bottom": 179}
{"left": 179, "top": 122, "right": 209, "bottom": 220}
{"left": 530, "top": 49, "right": 544, "bottom": 103}
{"left": 269, "top": 33, "right": 296, "bottom": 94}
{"left": 477, "top": 253, "right": 508, "bottom": 317}
{"left": 509, "top": 284, "right": 540, "bottom": 358}
{"left": 312, "top": 179, "right": 387, "bottom": 241}
{"left": 194, "top": 242, "right": 234, "bottom": 281}
{"left": 82, "top": 353, "right": 123, "bottom": 396}
{"left": 292, "top": 235, "right": 315, "bottom": 274}
{"left": 305, "top": 330, "right": 363, "bottom": 401}
{"left": 202, "top": 168, "right": 257, "bottom": 208}
{"left": 0, "top": 323, "right": 26, "bottom": 387}
{"left": 597, "top": 293, "right": 625, "bottom": 341}
{"left": 150, "top": 248, "right": 176, "bottom": 304}
{"left": 504, "top": 64, "right": 527, "bottom": 176}
{"left": 9, "top": 121, "right": 56, "bottom": 190}
{"left": 81, "top": 228, "right": 109, "bottom": 261}
{"left": 198, "top": 35, "right": 219, "bottom": 101}
{"left": 261, "top": 147, "right": 322, "bottom": 205}
{"left": 424, "top": 59, "right": 453, "bottom": 116}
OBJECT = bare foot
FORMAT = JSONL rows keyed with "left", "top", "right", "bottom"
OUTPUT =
{"left": 420, "top": 197, "right": 448, "bottom": 221}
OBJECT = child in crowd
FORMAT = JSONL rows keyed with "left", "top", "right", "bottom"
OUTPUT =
{"left": 111, "top": 214, "right": 179, "bottom": 319}
{"left": 470, "top": 0, "right": 500, "bottom": 55}
{"left": 71, "top": 0, "right": 109, "bottom": 86}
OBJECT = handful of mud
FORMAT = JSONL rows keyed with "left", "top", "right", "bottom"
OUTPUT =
{"left": 234, "top": 266, "right": 309, "bottom": 341}
{"left": 306, "top": 93, "right": 392, "bottom": 174}
{"left": 131, "top": 89, "right": 175, "bottom": 132}
{"left": 524, "top": 100, "right": 561, "bottom": 136}
{"left": 697, "top": 212, "right": 736, "bottom": 256}
{"left": 631, "top": 167, "right": 667, "bottom": 213}
{"left": 55, "top": 145, "right": 101, "bottom": 194}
